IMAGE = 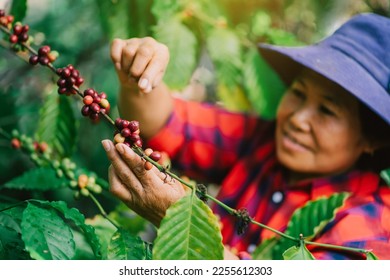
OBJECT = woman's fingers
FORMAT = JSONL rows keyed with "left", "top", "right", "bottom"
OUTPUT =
{"left": 108, "top": 165, "right": 133, "bottom": 202}
{"left": 109, "top": 37, "right": 169, "bottom": 92}
{"left": 102, "top": 140, "right": 144, "bottom": 194}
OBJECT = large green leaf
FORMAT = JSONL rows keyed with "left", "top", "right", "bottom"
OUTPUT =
{"left": 39, "top": 201, "right": 102, "bottom": 260}
{"left": 0, "top": 224, "right": 30, "bottom": 260}
{"left": 273, "top": 192, "right": 350, "bottom": 259}
{"left": 153, "top": 19, "right": 198, "bottom": 89}
{"left": 243, "top": 47, "right": 286, "bottom": 118}
{"left": 3, "top": 167, "right": 68, "bottom": 191}
{"left": 108, "top": 229, "right": 151, "bottom": 260}
{"left": 283, "top": 243, "right": 315, "bottom": 260}
{"left": 21, "top": 203, "right": 75, "bottom": 260}
{"left": 153, "top": 194, "right": 224, "bottom": 260}
{"left": 36, "top": 91, "right": 77, "bottom": 158}
{"left": 10, "top": 0, "right": 27, "bottom": 22}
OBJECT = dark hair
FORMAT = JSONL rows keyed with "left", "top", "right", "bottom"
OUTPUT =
{"left": 356, "top": 103, "right": 390, "bottom": 172}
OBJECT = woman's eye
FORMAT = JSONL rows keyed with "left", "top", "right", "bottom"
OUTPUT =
{"left": 320, "top": 105, "right": 335, "bottom": 116}
{"left": 291, "top": 89, "right": 305, "bottom": 99}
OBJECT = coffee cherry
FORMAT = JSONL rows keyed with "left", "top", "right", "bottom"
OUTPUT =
{"left": 38, "top": 142, "right": 48, "bottom": 153}
{"left": 89, "top": 112, "right": 99, "bottom": 120}
{"left": 13, "top": 24, "right": 23, "bottom": 35}
{"left": 9, "top": 34, "right": 18, "bottom": 44}
{"left": 115, "top": 118, "right": 123, "bottom": 129}
{"left": 144, "top": 161, "right": 153, "bottom": 171}
{"left": 77, "top": 174, "right": 89, "bottom": 189}
{"left": 47, "top": 51, "right": 59, "bottom": 62}
{"left": 121, "top": 120, "right": 130, "bottom": 128}
{"left": 29, "top": 55, "right": 39, "bottom": 65}
{"left": 58, "top": 87, "right": 68, "bottom": 95}
{"left": 11, "top": 138, "right": 21, "bottom": 149}
{"left": 120, "top": 128, "right": 131, "bottom": 138}
{"left": 144, "top": 148, "right": 153, "bottom": 156}
{"left": 39, "top": 56, "right": 50, "bottom": 65}
{"left": 90, "top": 103, "right": 100, "bottom": 113}
{"left": 150, "top": 151, "right": 162, "bottom": 162}
{"left": 38, "top": 45, "right": 51, "bottom": 56}
{"left": 114, "top": 133, "right": 126, "bottom": 144}
{"left": 134, "top": 139, "right": 143, "bottom": 147}
{"left": 128, "top": 120, "right": 139, "bottom": 133}
{"left": 83, "top": 88, "right": 95, "bottom": 96}
{"left": 83, "top": 95, "right": 93, "bottom": 105}
{"left": 81, "top": 105, "right": 90, "bottom": 116}
{"left": 99, "top": 98, "right": 109, "bottom": 109}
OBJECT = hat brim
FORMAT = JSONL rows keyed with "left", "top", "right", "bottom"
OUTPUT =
{"left": 258, "top": 43, "right": 390, "bottom": 125}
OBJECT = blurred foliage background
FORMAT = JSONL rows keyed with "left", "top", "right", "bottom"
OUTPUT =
{"left": 0, "top": 0, "right": 389, "bottom": 206}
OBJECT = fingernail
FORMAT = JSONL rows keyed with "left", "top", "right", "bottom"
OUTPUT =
{"left": 145, "top": 84, "right": 153, "bottom": 93}
{"left": 101, "top": 140, "right": 111, "bottom": 152}
{"left": 139, "top": 78, "right": 148, "bottom": 89}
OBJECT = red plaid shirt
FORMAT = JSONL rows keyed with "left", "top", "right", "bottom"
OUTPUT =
{"left": 147, "top": 98, "right": 390, "bottom": 260}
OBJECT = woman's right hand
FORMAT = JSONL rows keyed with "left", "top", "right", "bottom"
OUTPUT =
{"left": 110, "top": 37, "right": 170, "bottom": 93}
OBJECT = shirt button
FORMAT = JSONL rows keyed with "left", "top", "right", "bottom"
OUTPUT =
{"left": 272, "top": 191, "right": 284, "bottom": 204}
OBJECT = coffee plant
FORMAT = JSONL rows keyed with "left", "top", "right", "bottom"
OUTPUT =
{"left": 0, "top": 0, "right": 387, "bottom": 260}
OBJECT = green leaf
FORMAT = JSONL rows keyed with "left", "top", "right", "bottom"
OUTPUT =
{"left": 3, "top": 167, "right": 68, "bottom": 191}
{"left": 151, "top": 0, "right": 184, "bottom": 21}
{"left": 380, "top": 169, "right": 390, "bottom": 185}
{"left": 36, "top": 92, "right": 77, "bottom": 158}
{"left": 153, "top": 194, "right": 224, "bottom": 260}
{"left": 273, "top": 192, "right": 350, "bottom": 259}
{"left": 153, "top": 19, "right": 198, "bottom": 89}
{"left": 366, "top": 252, "right": 379, "bottom": 260}
{"left": 21, "top": 203, "right": 75, "bottom": 260}
{"left": 96, "top": 0, "right": 131, "bottom": 40}
{"left": 206, "top": 28, "right": 251, "bottom": 111}
{"left": 243, "top": 47, "right": 286, "bottom": 118}
{"left": 108, "top": 229, "right": 151, "bottom": 260}
{"left": 283, "top": 243, "right": 315, "bottom": 260}
{"left": 0, "top": 224, "right": 30, "bottom": 260}
{"left": 10, "top": 0, "right": 27, "bottom": 22}
{"left": 206, "top": 28, "right": 242, "bottom": 86}
{"left": 86, "top": 215, "right": 117, "bottom": 260}
{"left": 39, "top": 201, "right": 102, "bottom": 260}
{"left": 251, "top": 237, "right": 278, "bottom": 260}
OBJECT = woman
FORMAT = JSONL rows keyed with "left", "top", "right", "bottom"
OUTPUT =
{"left": 102, "top": 13, "right": 390, "bottom": 259}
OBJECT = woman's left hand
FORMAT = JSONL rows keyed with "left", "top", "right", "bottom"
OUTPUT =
{"left": 102, "top": 140, "right": 188, "bottom": 227}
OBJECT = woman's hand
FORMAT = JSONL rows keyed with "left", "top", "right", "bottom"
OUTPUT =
{"left": 110, "top": 37, "right": 170, "bottom": 93}
{"left": 102, "top": 140, "right": 188, "bottom": 227}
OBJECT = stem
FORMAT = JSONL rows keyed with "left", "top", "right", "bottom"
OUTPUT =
{"left": 305, "top": 240, "right": 369, "bottom": 255}
{"left": 88, "top": 193, "right": 119, "bottom": 229}
{"left": 250, "top": 219, "right": 299, "bottom": 242}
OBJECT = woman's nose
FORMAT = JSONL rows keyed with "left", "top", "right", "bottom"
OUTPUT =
{"left": 288, "top": 106, "right": 312, "bottom": 132}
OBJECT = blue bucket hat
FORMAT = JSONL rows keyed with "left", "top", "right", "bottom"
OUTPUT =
{"left": 258, "top": 13, "right": 390, "bottom": 125}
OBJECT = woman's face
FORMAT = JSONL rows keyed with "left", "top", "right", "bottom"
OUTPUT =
{"left": 276, "top": 69, "right": 371, "bottom": 180}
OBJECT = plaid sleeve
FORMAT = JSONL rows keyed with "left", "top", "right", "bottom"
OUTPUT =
{"left": 146, "top": 97, "right": 272, "bottom": 183}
